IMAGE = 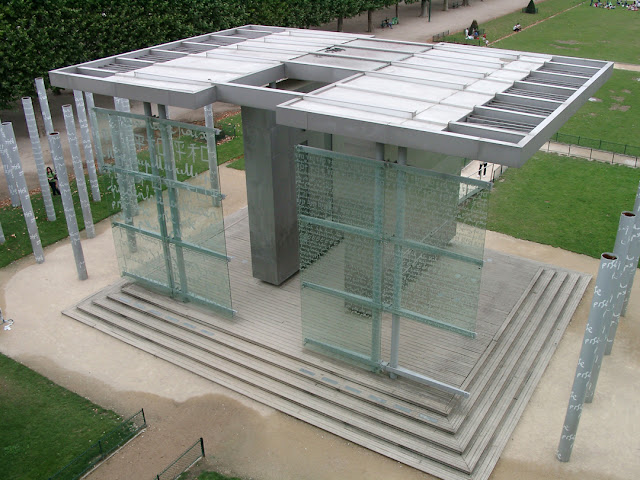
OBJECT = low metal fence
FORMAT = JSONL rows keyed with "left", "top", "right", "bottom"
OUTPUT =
{"left": 155, "top": 437, "right": 205, "bottom": 480}
{"left": 48, "top": 408, "right": 147, "bottom": 480}
{"left": 552, "top": 132, "right": 640, "bottom": 157}
{"left": 432, "top": 30, "right": 449, "bottom": 42}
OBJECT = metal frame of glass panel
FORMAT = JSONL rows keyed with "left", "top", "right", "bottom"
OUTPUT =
{"left": 96, "top": 108, "right": 233, "bottom": 316}
{"left": 296, "top": 145, "right": 490, "bottom": 396}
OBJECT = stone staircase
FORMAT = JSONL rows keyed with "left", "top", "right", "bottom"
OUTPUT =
{"left": 64, "top": 266, "right": 590, "bottom": 480}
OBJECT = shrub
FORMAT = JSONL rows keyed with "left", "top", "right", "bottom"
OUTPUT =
{"left": 525, "top": 0, "right": 537, "bottom": 14}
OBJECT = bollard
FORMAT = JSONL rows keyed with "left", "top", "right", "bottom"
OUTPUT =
{"left": 34, "top": 78, "right": 54, "bottom": 135}
{"left": 603, "top": 212, "right": 637, "bottom": 357}
{"left": 557, "top": 253, "right": 618, "bottom": 462}
{"left": 62, "top": 105, "right": 95, "bottom": 239}
{"left": 204, "top": 104, "right": 221, "bottom": 207}
{"left": 73, "top": 90, "right": 101, "bottom": 201}
{"left": 1, "top": 122, "right": 45, "bottom": 263}
{"left": 48, "top": 133, "right": 88, "bottom": 280}
{"left": 22, "top": 97, "right": 56, "bottom": 221}
{"left": 84, "top": 92, "right": 104, "bottom": 174}
{"left": 0, "top": 117, "right": 21, "bottom": 207}
{"left": 621, "top": 180, "right": 640, "bottom": 316}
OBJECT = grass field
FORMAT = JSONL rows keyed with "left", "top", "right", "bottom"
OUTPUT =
{"left": 493, "top": 3, "right": 640, "bottom": 64}
{"left": 0, "top": 353, "right": 123, "bottom": 479}
{"left": 488, "top": 152, "right": 640, "bottom": 259}
{"left": 556, "top": 69, "right": 640, "bottom": 149}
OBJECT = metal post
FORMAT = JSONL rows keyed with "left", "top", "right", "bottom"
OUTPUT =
{"left": 621, "top": 180, "right": 640, "bottom": 316}
{"left": 370, "top": 142, "right": 386, "bottom": 365}
{"left": 158, "top": 104, "right": 188, "bottom": 299}
{"left": 585, "top": 216, "right": 634, "bottom": 403}
{"left": 73, "top": 90, "right": 101, "bottom": 201}
{"left": 389, "top": 146, "right": 407, "bottom": 379}
{"left": 143, "top": 102, "right": 175, "bottom": 292}
{"left": 107, "top": 114, "right": 137, "bottom": 252}
{"left": 0, "top": 116, "right": 21, "bottom": 206}
{"left": 84, "top": 92, "right": 104, "bottom": 174}
{"left": 48, "top": 133, "right": 88, "bottom": 280}
{"left": 557, "top": 253, "right": 618, "bottom": 462}
{"left": 200, "top": 437, "right": 205, "bottom": 457}
{"left": 62, "top": 105, "right": 95, "bottom": 239}
{"left": 1, "top": 122, "right": 45, "bottom": 263}
{"left": 203, "top": 104, "right": 221, "bottom": 207}
{"left": 0, "top": 222, "right": 5, "bottom": 244}
{"left": 603, "top": 211, "right": 637, "bottom": 356}
{"left": 22, "top": 97, "right": 56, "bottom": 221}
{"left": 34, "top": 78, "right": 54, "bottom": 135}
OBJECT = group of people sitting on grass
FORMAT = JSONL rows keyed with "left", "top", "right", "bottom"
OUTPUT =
{"left": 592, "top": 0, "right": 640, "bottom": 8}
{"left": 464, "top": 28, "right": 489, "bottom": 45}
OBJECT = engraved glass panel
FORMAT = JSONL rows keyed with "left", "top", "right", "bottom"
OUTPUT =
{"left": 296, "top": 145, "right": 490, "bottom": 369}
{"left": 96, "top": 108, "right": 232, "bottom": 315}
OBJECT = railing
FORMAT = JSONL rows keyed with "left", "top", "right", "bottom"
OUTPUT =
{"left": 432, "top": 30, "right": 449, "bottom": 42}
{"left": 551, "top": 132, "right": 640, "bottom": 157}
{"left": 155, "top": 437, "right": 205, "bottom": 480}
{"left": 48, "top": 408, "right": 147, "bottom": 480}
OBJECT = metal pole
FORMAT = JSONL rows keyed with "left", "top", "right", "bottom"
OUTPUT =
{"left": 0, "top": 222, "right": 4, "bottom": 244}
{"left": 73, "top": 90, "right": 101, "bottom": 201}
{"left": 585, "top": 215, "right": 635, "bottom": 403}
{"left": 34, "top": 78, "right": 54, "bottom": 135}
{"left": 62, "top": 105, "right": 95, "bottom": 239}
{"left": 48, "top": 132, "right": 88, "bottom": 280}
{"left": 203, "top": 104, "right": 221, "bottom": 207}
{"left": 22, "top": 97, "right": 56, "bottom": 221}
{"left": 158, "top": 104, "right": 188, "bottom": 299}
{"left": 114, "top": 97, "right": 139, "bottom": 215}
{"left": 143, "top": 102, "right": 175, "bottom": 292}
{"left": 200, "top": 437, "right": 205, "bottom": 457}
{"left": 370, "top": 142, "right": 386, "bottom": 365}
{"left": 557, "top": 253, "right": 618, "bottom": 462}
{"left": 621, "top": 180, "right": 640, "bottom": 316}
{"left": 0, "top": 116, "right": 21, "bottom": 207}
{"left": 107, "top": 114, "right": 137, "bottom": 252}
{"left": 603, "top": 211, "right": 637, "bottom": 356}
{"left": 1, "top": 122, "right": 45, "bottom": 263}
{"left": 389, "top": 146, "right": 407, "bottom": 379}
{"left": 84, "top": 92, "right": 104, "bottom": 174}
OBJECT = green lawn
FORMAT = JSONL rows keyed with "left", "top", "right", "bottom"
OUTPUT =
{"left": 493, "top": 4, "right": 640, "bottom": 64}
{"left": 0, "top": 353, "right": 124, "bottom": 480}
{"left": 555, "top": 69, "right": 640, "bottom": 152}
{"left": 488, "top": 152, "right": 640, "bottom": 259}
{"left": 443, "top": 0, "right": 581, "bottom": 45}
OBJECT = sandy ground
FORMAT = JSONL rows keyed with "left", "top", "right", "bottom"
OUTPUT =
{"left": 2, "top": 1, "right": 640, "bottom": 479}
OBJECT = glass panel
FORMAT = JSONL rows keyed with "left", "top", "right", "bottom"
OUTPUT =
{"left": 112, "top": 227, "right": 169, "bottom": 287}
{"left": 296, "top": 145, "right": 490, "bottom": 363}
{"left": 97, "top": 108, "right": 231, "bottom": 315}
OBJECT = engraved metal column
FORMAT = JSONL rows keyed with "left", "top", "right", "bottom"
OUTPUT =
{"left": 204, "top": 104, "right": 220, "bottom": 207}
{"left": 35, "top": 77, "right": 54, "bottom": 135}
{"left": 49, "top": 132, "right": 88, "bottom": 280}
{"left": 73, "top": 90, "right": 101, "bottom": 201}
{"left": 84, "top": 92, "right": 104, "bottom": 173}
{"left": 1, "top": 122, "right": 44, "bottom": 263}
{"left": 621, "top": 180, "right": 640, "bottom": 316}
{"left": 557, "top": 253, "right": 618, "bottom": 462}
{"left": 62, "top": 105, "right": 95, "bottom": 239}
{"left": 0, "top": 116, "right": 21, "bottom": 207}
{"left": 22, "top": 97, "right": 56, "bottom": 221}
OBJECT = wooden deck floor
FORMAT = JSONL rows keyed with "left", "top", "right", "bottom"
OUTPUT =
{"left": 64, "top": 207, "right": 591, "bottom": 480}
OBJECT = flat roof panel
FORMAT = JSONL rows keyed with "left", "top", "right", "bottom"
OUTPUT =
{"left": 342, "top": 75, "right": 457, "bottom": 102}
{"left": 313, "top": 85, "right": 434, "bottom": 114}
{"left": 344, "top": 38, "right": 431, "bottom": 53}
{"left": 440, "top": 91, "right": 495, "bottom": 109}
{"left": 464, "top": 79, "right": 515, "bottom": 95}
{"left": 414, "top": 104, "right": 470, "bottom": 125}
{"left": 316, "top": 46, "right": 409, "bottom": 62}
{"left": 293, "top": 54, "right": 386, "bottom": 71}
{"left": 405, "top": 56, "right": 495, "bottom": 75}
{"left": 376, "top": 65, "right": 475, "bottom": 87}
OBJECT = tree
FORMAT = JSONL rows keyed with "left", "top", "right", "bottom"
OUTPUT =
{"left": 468, "top": 19, "right": 479, "bottom": 34}
{"left": 525, "top": 0, "right": 537, "bottom": 14}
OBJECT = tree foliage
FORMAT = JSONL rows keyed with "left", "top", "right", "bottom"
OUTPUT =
{"left": 0, "top": 0, "right": 404, "bottom": 109}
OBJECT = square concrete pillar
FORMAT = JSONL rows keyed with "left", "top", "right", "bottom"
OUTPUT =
{"left": 241, "top": 107, "right": 304, "bottom": 285}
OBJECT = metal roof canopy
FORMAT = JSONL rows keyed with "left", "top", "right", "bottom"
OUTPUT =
{"left": 50, "top": 25, "right": 613, "bottom": 166}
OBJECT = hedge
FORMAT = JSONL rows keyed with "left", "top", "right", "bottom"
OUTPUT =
{"left": 0, "top": 0, "right": 410, "bottom": 109}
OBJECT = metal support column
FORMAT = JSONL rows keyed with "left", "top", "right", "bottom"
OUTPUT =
{"left": 0, "top": 116, "right": 21, "bottom": 207}
{"left": 35, "top": 78, "right": 54, "bottom": 135}
{"left": 557, "top": 253, "right": 618, "bottom": 462}
{"left": 84, "top": 92, "right": 104, "bottom": 173}
{"left": 143, "top": 102, "right": 176, "bottom": 293}
{"left": 22, "top": 97, "right": 56, "bottom": 221}
{"left": 389, "top": 146, "right": 407, "bottom": 379}
{"left": 62, "top": 105, "right": 95, "bottom": 239}
{"left": 370, "top": 142, "right": 386, "bottom": 365}
{"left": 158, "top": 104, "right": 189, "bottom": 299}
{"left": 1, "top": 122, "right": 45, "bottom": 263}
{"left": 203, "top": 105, "right": 220, "bottom": 207}
{"left": 49, "top": 133, "right": 88, "bottom": 280}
